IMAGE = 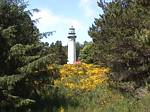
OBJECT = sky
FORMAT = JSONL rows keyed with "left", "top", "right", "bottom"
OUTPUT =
{"left": 28, "top": 0, "right": 111, "bottom": 45}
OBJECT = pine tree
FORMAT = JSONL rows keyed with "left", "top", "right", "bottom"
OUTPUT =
{"left": 89, "top": 0, "right": 150, "bottom": 86}
{"left": 0, "top": 0, "right": 55, "bottom": 111}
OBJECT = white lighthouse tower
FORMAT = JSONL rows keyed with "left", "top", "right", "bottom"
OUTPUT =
{"left": 67, "top": 26, "right": 76, "bottom": 64}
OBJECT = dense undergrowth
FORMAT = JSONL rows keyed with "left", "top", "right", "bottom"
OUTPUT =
{"left": 32, "top": 63, "right": 150, "bottom": 112}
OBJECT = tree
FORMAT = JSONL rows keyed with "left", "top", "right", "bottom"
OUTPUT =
{"left": 49, "top": 41, "right": 67, "bottom": 65}
{"left": 79, "top": 42, "right": 94, "bottom": 63}
{"left": 76, "top": 42, "right": 83, "bottom": 60}
{"left": 89, "top": 0, "right": 150, "bottom": 87}
{"left": 0, "top": 0, "right": 55, "bottom": 111}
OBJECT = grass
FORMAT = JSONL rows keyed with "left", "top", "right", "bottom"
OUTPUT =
{"left": 58, "top": 84, "right": 150, "bottom": 112}
{"left": 31, "top": 83, "right": 150, "bottom": 112}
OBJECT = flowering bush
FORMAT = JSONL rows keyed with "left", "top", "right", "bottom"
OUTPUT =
{"left": 54, "top": 63, "right": 109, "bottom": 92}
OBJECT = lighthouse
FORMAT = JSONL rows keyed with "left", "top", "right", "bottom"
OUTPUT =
{"left": 67, "top": 26, "right": 76, "bottom": 64}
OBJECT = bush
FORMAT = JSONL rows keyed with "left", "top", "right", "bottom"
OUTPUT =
{"left": 54, "top": 63, "right": 109, "bottom": 93}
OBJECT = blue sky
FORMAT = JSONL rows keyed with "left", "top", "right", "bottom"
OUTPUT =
{"left": 28, "top": 0, "right": 111, "bottom": 45}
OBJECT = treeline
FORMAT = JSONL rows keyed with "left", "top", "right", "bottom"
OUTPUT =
{"left": 48, "top": 41, "right": 92, "bottom": 64}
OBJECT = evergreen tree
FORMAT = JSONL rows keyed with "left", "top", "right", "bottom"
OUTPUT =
{"left": 89, "top": 0, "right": 150, "bottom": 86}
{"left": 0, "top": 0, "right": 55, "bottom": 111}
{"left": 49, "top": 41, "right": 67, "bottom": 65}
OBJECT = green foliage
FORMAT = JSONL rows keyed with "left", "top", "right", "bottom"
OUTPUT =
{"left": 76, "top": 42, "right": 83, "bottom": 60}
{"left": 49, "top": 41, "right": 67, "bottom": 65}
{"left": 89, "top": 0, "right": 150, "bottom": 87}
{"left": 38, "top": 83, "right": 150, "bottom": 112}
{"left": 0, "top": 0, "right": 56, "bottom": 111}
{"left": 79, "top": 42, "right": 94, "bottom": 63}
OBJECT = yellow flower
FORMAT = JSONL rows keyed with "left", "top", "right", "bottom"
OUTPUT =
{"left": 59, "top": 106, "right": 64, "bottom": 112}
{"left": 54, "top": 63, "right": 110, "bottom": 92}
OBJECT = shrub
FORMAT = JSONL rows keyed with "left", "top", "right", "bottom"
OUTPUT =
{"left": 54, "top": 63, "right": 109, "bottom": 93}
